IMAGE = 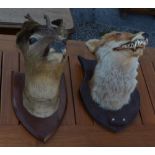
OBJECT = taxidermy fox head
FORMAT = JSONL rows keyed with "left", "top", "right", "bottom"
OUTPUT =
{"left": 86, "top": 31, "right": 148, "bottom": 59}
{"left": 85, "top": 31, "right": 149, "bottom": 111}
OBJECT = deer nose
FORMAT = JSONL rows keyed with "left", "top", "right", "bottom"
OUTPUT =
{"left": 142, "top": 32, "right": 149, "bottom": 39}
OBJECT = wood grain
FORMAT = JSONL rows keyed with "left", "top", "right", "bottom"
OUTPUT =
{"left": 137, "top": 66, "right": 155, "bottom": 124}
{"left": 0, "top": 51, "right": 19, "bottom": 124}
{"left": 68, "top": 41, "right": 94, "bottom": 125}
{"left": 61, "top": 56, "right": 75, "bottom": 126}
{"left": 37, "top": 125, "right": 155, "bottom": 146}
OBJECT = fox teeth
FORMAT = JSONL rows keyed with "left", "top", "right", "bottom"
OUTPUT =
{"left": 121, "top": 39, "right": 147, "bottom": 50}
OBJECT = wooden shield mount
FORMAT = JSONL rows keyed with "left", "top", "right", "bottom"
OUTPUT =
{"left": 78, "top": 56, "right": 140, "bottom": 132}
{"left": 11, "top": 72, "right": 67, "bottom": 142}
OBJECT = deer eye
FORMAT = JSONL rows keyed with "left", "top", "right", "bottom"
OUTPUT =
{"left": 29, "top": 34, "right": 42, "bottom": 45}
{"left": 29, "top": 37, "right": 38, "bottom": 44}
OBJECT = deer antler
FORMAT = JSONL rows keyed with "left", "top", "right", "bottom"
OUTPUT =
{"left": 25, "top": 13, "right": 34, "bottom": 21}
{"left": 44, "top": 14, "right": 51, "bottom": 29}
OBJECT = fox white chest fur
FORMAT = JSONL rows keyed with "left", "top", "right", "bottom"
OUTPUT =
{"left": 91, "top": 46, "right": 139, "bottom": 110}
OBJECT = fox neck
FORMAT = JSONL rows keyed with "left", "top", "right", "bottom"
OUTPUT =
{"left": 96, "top": 47, "right": 139, "bottom": 73}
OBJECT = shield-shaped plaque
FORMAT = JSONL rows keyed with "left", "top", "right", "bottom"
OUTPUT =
{"left": 78, "top": 56, "right": 140, "bottom": 132}
{"left": 12, "top": 72, "right": 67, "bottom": 142}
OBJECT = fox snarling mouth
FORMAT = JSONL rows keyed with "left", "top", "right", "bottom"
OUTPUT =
{"left": 114, "top": 38, "right": 148, "bottom": 51}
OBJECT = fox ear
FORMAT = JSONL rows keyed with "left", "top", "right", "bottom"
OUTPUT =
{"left": 85, "top": 39, "right": 100, "bottom": 53}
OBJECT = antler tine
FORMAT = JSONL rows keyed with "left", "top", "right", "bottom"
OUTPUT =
{"left": 25, "top": 13, "right": 34, "bottom": 21}
{"left": 44, "top": 14, "right": 51, "bottom": 29}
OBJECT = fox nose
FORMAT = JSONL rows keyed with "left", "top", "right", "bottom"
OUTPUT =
{"left": 142, "top": 32, "right": 149, "bottom": 39}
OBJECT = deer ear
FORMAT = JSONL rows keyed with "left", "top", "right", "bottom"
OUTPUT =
{"left": 85, "top": 39, "right": 100, "bottom": 53}
{"left": 51, "top": 19, "right": 69, "bottom": 40}
{"left": 51, "top": 19, "right": 63, "bottom": 27}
